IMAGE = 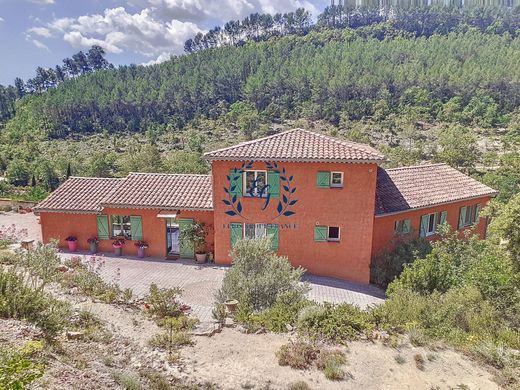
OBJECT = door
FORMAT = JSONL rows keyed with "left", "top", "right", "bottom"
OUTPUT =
{"left": 166, "top": 218, "right": 180, "bottom": 256}
{"left": 178, "top": 218, "right": 195, "bottom": 258}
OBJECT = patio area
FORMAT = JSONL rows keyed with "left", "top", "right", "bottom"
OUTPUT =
{"left": 59, "top": 251, "right": 385, "bottom": 322}
{"left": 1, "top": 211, "right": 386, "bottom": 322}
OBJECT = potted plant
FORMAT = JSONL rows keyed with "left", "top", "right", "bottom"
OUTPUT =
{"left": 87, "top": 237, "right": 99, "bottom": 254}
{"left": 180, "top": 222, "right": 208, "bottom": 263}
{"left": 65, "top": 236, "right": 77, "bottom": 252}
{"left": 112, "top": 238, "right": 124, "bottom": 256}
{"left": 134, "top": 240, "right": 148, "bottom": 258}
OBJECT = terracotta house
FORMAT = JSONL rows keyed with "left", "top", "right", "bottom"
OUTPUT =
{"left": 35, "top": 129, "right": 497, "bottom": 284}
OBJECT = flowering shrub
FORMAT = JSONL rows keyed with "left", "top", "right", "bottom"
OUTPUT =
{"left": 65, "top": 236, "right": 77, "bottom": 242}
{"left": 87, "top": 237, "right": 99, "bottom": 244}
{"left": 134, "top": 240, "right": 148, "bottom": 249}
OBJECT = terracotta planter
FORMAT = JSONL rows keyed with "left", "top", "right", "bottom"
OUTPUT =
{"left": 137, "top": 247, "right": 145, "bottom": 258}
{"left": 89, "top": 242, "right": 97, "bottom": 254}
{"left": 225, "top": 299, "right": 238, "bottom": 313}
{"left": 113, "top": 246, "right": 122, "bottom": 256}
{"left": 67, "top": 240, "right": 78, "bottom": 252}
{"left": 195, "top": 252, "right": 207, "bottom": 263}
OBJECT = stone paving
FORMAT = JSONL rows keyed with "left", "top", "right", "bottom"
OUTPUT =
{"left": 60, "top": 252, "right": 385, "bottom": 322}
{"left": 1, "top": 211, "right": 386, "bottom": 322}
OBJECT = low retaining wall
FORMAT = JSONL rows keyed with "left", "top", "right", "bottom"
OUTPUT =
{"left": 0, "top": 198, "right": 37, "bottom": 211}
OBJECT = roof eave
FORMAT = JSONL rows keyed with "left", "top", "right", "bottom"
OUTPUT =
{"left": 100, "top": 203, "right": 214, "bottom": 212}
{"left": 204, "top": 156, "right": 386, "bottom": 164}
{"left": 33, "top": 208, "right": 101, "bottom": 215}
{"left": 375, "top": 191, "right": 498, "bottom": 217}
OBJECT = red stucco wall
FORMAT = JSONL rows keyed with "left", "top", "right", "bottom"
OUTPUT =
{"left": 39, "top": 207, "right": 214, "bottom": 258}
{"left": 211, "top": 160, "right": 379, "bottom": 283}
{"left": 371, "top": 196, "right": 492, "bottom": 257}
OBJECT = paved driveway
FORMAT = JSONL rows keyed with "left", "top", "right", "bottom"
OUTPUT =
{"left": 2, "top": 211, "right": 386, "bottom": 322}
{"left": 60, "top": 252, "right": 385, "bottom": 322}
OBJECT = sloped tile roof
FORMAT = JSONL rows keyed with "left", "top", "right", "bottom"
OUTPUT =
{"left": 102, "top": 173, "right": 213, "bottom": 211}
{"left": 204, "top": 128, "right": 385, "bottom": 163}
{"left": 34, "top": 177, "right": 122, "bottom": 214}
{"left": 375, "top": 163, "right": 497, "bottom": 215}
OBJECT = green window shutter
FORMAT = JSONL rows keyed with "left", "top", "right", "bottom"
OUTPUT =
{"left": 314, "top": 226, "right": 327, "bottom": 242}
{"left": 439, "top": 211, "right": 447, "bottom": 225}
{"left": 179, "top": 218, "right": 195, "bottom": 258}
{"left": 475, "top": 204, "right": 481, "bottom": 223}
{"left": 96, "top": 215, "right": 109, "bottom": 240}
{"left": 229, "top": 170, "right": 242, "bottom": 198}
{"left": 419, "top": 215, "right": 429, "bottom": 238}
{"left": 267, "top": 171, "right": 280, "bottom": 198}
{"left": 458, "top": 206, "right": 467, "bottom": 229}
{"left": 230, "top": 223, "right": 243, "bottom": 248}
{"left": 130, "top": 216, "right": 143, "bottom": 241}
{"left": 316, "top": 171, "right": 330, "bottom": 188}
{"left": 267, "top": 224, "right": 279, "bottom": 251}
{"left": 403, "top": 219, "right": 411, "bottom": 234}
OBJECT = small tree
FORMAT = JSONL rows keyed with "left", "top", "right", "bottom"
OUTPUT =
{"left": 217, "top": 238, "right": 308, "bottom": 311}
{"left": 490, "top": 193, "right": 520, "bottom": 270}
{"left": 179, "top": 222, "right": 207, "bottom": 254}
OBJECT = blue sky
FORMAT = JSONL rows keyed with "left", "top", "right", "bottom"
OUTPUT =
{"left": 0, "top": 0, "right": 328, "bottom": 85}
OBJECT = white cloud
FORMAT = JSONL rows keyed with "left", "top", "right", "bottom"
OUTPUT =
{"left": 30, "top": 38, "right": 50, "bottom": 51}
{"left": 48, "top": 7, "right": 203, "bottom": 57}
{"left": 27, "top": 0, "right": 55, "bottom": 5}
{"left": 0, "top": 17, "right": 4, "bottom": 23}
{"left": 27, "top": 26, "right": 52, "bottom": 38}
{"left": 141, "top": 51, "right": 174, "bottom": 66}
{"left": 143, "top": 0, "right": 319, "bottom": 23}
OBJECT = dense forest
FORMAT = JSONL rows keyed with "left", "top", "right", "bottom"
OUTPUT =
{"left": 0, "top": 6, "right": 519, "bottom": 203}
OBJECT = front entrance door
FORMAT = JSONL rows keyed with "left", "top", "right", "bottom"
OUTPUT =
{"left": 178, "top": 218, "right": 194, "bottom": 258}
{"left": 166, "top": 218, "right": 180, "bottom": 257}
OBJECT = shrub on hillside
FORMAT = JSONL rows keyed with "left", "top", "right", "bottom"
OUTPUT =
{"left": 297, "top": 303, "right": 374, "bottom": 344}
{"left": 145, "top": 283, "right": 183, "bottom": 319}
{"left": 0, "top": 342, "right": 44, "bottom": 389}
{"left": 0, "top": 268, "right": 70, "bottom": 338}
{"left": 217, "top": 238, "right": 308, "bottom": 311}
{"left": 370, "top": 237, "right": 432, "bottom": 288}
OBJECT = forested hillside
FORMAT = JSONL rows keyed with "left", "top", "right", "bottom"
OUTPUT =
{"left": 0, "top": 6, "right": 519, "bottom": 203}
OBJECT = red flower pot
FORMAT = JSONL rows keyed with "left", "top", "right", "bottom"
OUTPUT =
{"left": 67, "top": 240, "right": 78, "bottom": 252}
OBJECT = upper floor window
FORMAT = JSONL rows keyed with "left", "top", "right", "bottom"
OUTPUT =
{"left": 111, "top": 215, "right": 131, "bottom": 239}
{"left": 394, "top": 219, "right": 411, "bottom": 235}
{"left": 420, "top": 211, "right": 447, "bottom": 238}
{"left": 317, "top": 171, "right": 344, "bottom": 189}
{"left": 458, "top": 204, "right": 481, "bottom": 229}
{"left": 243, "top": 170, "right": 268, "bottom": 197}
{"left": 314, "top": 225, "right": 341, "bottom": 242}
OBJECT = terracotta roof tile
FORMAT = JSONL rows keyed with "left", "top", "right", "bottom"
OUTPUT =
{"left": 34, "top": 177, "right": 122, "bottom": 214}
{"left": 102, "top": 173, "right": 213, "bottom": 210}
{"left": 204, "top": 128, "right": 385, "bottom": 162}
{"left": 375, "top": 163, "right": 497, "bottom": 215}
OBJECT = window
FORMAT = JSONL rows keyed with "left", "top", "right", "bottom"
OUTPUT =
{"left": 244, "top": 223, "right": 267, "bottom": 239}
{"left": 459, "top": 204, "right": 480, "bottom": 229}
{"left": 111, "top": 215, "right": 131, "bottom": 239}
{"left": 314, "top": 226, "right": 341, "bottom": 242}
{"left": 420, "top": 211, "right": 447, "bottom": 238}
{"left": 330, "top": 172, "right": 344, "bottom": 188}
{"left": 316, "top": 171, "right": 344, "bottom": 188}
{"left": 327, "top": 226, "right": 340, "bottom": 241}
{"left": 394, "top": 219, "right": 411, "bottom": 235}
{"left": 243, "top": 170, "right": 267, "bottom": 197}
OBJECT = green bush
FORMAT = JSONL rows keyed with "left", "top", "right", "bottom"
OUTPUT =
{"left": 370, "top": 237, "right": 432, "bottom": 288}
{"left": 0, "top": 268, "right": 70, "bottom": 338}
{"left": 297, "top": 303, "right": 374, "bottom": 344}
{"left": 217, "top": 238, "right": 308, "bottom": 311}
{"left": 250, "top": 291, "right": 311, "bottom": 332}
{"left": 145, "top": 284, "right": 183, "bottom": 319}
{"left": 0, "top": 342, "right": 44, "bottom": 389}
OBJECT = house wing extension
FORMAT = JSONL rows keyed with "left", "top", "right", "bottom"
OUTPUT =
{"left": 375, "top": 163, "right": 498, "bottom": 215}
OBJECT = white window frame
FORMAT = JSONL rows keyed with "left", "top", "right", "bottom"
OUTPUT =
{"left": 243, "top": 223, "right": 267, "bottom": 239}
{"left": 425, "top": 213, "right": 438, "bottom": 237}
{"left": 327, "top": 226, "right": 341, "bottom": 242}
{"left": 111, "top": 215, "right": 132, "bottom": 239}
{"left": 243, "top": 170, "right": 268, "bottom": 197}
{"left": 330, "top": 172, "right": 344, "bottom": 188}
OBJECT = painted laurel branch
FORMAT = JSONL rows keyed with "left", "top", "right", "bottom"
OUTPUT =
{"left": 222, "top": 160, "right": 297, "bottom": 219}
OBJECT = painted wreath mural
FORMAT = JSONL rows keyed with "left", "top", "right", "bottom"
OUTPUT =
{"left": 222, "top": 161, "right": 297, "bottom": 220}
